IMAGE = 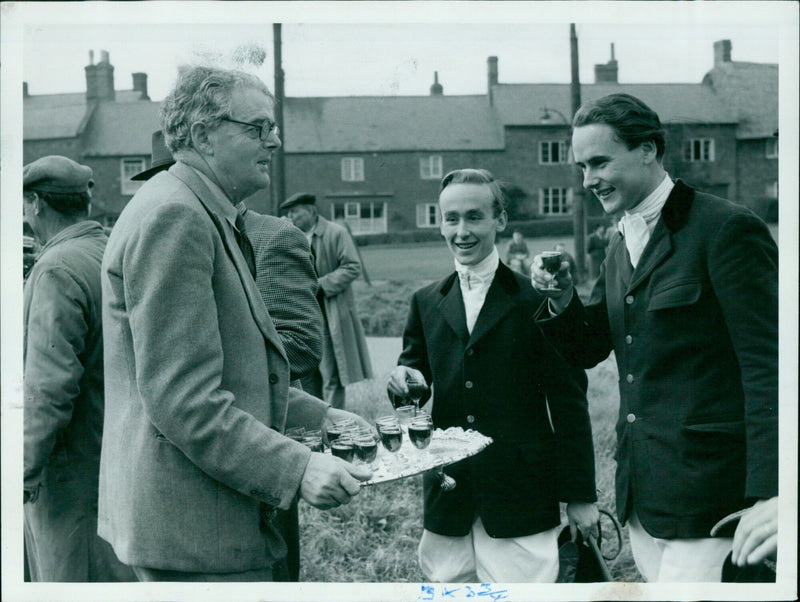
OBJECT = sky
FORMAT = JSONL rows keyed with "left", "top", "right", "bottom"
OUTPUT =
{"left": 10, "top": 2, "right": 791, "bottom": 102}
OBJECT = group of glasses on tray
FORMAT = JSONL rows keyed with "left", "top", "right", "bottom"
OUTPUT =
{"left": 285, "top": 376, "right": 433, "bottom": 469}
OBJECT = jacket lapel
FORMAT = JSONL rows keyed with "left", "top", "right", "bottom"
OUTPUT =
{"left": 436, "top": 273, "right": 470, "bottom": 345}
{"left": 169, "top": 163, "right": 286, "bottom": 360}
{"left": 466, "top": 263, "right": 519, "bottom": 349}
{"left": 627, "top": 181, "right": 694, "bottom": 293}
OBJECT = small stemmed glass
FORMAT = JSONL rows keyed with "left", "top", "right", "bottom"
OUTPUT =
{"left": 405, "top": 375, "right": 429, "bottom": 417}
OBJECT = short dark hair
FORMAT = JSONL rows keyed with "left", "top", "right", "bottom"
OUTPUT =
{"left": 25, "top": 189, "right": 91, "bottom": 218}
{"left": 440, "top": 168, "right": 506, "bottom": 217}
{"left": 573, "top": 94, "right": 666, "bottom": 159}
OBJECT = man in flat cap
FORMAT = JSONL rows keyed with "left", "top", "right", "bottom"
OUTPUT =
{"left": 282, "top": 193, "right": 373, "bottom": 409}
{"left": 22, "top": 155, "right": 134, "bottom": 581}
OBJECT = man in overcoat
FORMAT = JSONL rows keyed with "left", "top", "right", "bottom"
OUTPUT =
{"left": 532, "top": 93, "right": 778, "bottom": 581}
{"left": 387, "top": 168, "right": 598, "bottom": 583}
{"left": 98, "top": 65, "right": 371, "bottom": 581}
{"left": 23, "top": 156, "right": 134, "bottom": 581}
{"left": 282, "top": 193, "right": 373, "bottom": 409}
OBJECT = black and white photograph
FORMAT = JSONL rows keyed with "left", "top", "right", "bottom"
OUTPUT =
{"left": 1, "top": 2, "right": 797, "bottom": 601}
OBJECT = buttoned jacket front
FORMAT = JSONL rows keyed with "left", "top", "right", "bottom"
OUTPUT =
{"left": 538, "top": 181, "right": 778, "bottom": 539}
{"left": 396, "top": 262, "right": 596, "bottom": 538}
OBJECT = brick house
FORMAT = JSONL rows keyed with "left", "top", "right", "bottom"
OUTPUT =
{"left": 22, "top": 41, "right": 775, "bottom": 232}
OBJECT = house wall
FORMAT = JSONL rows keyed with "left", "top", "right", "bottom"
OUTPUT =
{"left": 736, "top": 137, "right": 779, "bottom": 219}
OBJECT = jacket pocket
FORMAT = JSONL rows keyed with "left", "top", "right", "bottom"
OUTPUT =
{"left": 682, "top": 419, "right": 745, "bottom": 437}
{"left": 648, "top": 281, "right": 702, "bottom": 311}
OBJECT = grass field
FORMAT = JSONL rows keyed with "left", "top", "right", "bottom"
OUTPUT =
{"left": 299, "top": 236, "right": 644, "bottom": 582}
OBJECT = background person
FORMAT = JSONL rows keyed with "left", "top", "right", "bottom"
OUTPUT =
{"left": 23, "top": 155, "right": 134, "bottom": 582}
{"left": 387, "top": 168, "right": 598, "bottom": 583}
{"left": 282, "top": 193, "right": 373, "bottom": 409}
{"left": 532, "top": 93, "right": 778, "bottom": 582}
{"left": 586, "top": 223, "right": 608, "bottom": 281}
{"left": 98, "top": 65, "right": 372, "bottom": 582}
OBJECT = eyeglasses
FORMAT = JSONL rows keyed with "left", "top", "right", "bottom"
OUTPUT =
{"left": 221, "top": 117, "right": 280, "bottom": 141}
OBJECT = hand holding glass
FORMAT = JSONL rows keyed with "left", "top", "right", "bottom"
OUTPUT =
{"left": 540, "top": 251, "right": 563, "bottom": 290}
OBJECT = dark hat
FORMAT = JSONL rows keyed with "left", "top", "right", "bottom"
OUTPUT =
{"left": 279, "top": 192, "right": 316, "bottom": 211}
{"left": 23, "top": 155, "right": 94, "bottom": 194}
{"left": 132, "top": 130, "right": 175, "bottom": 181}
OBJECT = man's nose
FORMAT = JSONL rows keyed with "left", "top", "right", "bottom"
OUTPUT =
{"left": 264, "top": 130, "right": 281, "bottom": 150}
{"left": 582, "top": 167, "right": 596, "bottom": 189}
{"left": 455, "top": 219, "right": 470, "bottom": 237}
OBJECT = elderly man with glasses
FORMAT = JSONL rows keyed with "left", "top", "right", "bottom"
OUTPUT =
{"left": 98, "top": 65, "right": 373, "bottom": 582}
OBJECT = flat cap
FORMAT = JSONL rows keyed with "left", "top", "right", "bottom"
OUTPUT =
{"left": 23, "top": 155, "right": 94, "bottom": 194}
{"left": 279, "top": 192, "right": 316, "bottom": 211}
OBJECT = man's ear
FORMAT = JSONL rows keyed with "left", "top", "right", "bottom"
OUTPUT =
{"left": 189, "top": 121, "right": 213, "bottom": 155}
{"left": 640, "top": 140, "right": 658, "bottom": 165}
{"left": 496, "top": 209, "right": 508, "bottom": 233}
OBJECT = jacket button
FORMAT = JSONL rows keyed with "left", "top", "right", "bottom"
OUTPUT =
{"left": 466, "top": 415, "right": 475, "bottom": 424}
{"left": 625, "top": 335, "right": 633, "bottom": 344}
{"left": 625, "top": 295, "right": 634, "bottom": 305}
{"left": 626, "top": 374, "right": 634, "bottom": 383}
{"left": 269, "top": 373, "right": 279, "bottom": 384}
{"left": 465, "top": 380, "right": 473, "bottom": 389}
{"left": 626, "top": 413, "right": 636, "bottom": 423}
{"left": 466, "top": 349, "right": 474, "bottom": 356}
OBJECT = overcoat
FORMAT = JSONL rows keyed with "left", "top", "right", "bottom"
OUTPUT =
{"left": 98, "top": 162, "right": 329, "bottom": 573}
{"left": 310, "top": 216, "right": 373, "bottom": 385}
{"left": 396, "top": 262, "right": 597, "bottom": 538}
{"left": 24, "top": 221, "right": 132, "bottom": 581}
{"left": 538, "top": 181, "right": 778, "bottom": 539}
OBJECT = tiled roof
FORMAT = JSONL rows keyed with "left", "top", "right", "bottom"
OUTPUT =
{"left": 23, "top": 90, "right": 149, "bottom": 141}
{"left": 82, "top": 101, "right": 162, "bottom": 156}
{"left": 283, "top": 95, "right": 505, "bottom": 152}
{"left": 491, "top": 83, "right": 738, "bottom": 126}
{"left": 702, "top": 62, "right": 778, "bottom": 139}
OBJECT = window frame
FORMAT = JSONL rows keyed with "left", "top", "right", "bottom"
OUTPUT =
{"left": 538, "top": 187, "right": 572, "bottom": 215}
{"left": 419, "top": 155, "right": 443, "bottom": 180}
{"left": 341, "top": 157, "right": 365, "bottom": 182}
{"left": 684, "top": 138, "right": 716, "bottom": 162}
{"left": 120, "top": 157, "right": 147, "bottom": 194}
{"left": 539, "top": 140, "right": 567, "bottom": 165}
{"left": 416, "top": 202, "right": 441, "bottom": 228}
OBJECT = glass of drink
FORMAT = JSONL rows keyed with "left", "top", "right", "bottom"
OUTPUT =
{"left": 324, "top": 424, "right": 345, "bottom": 448}
{"left": 353, "top": 435, "right": 379, "bottom": 467}
{"left": 408, "top": 416, "right": 433, "bottom": 453}
{"left": 330, "top": 435, "right": 355, "bottom": 463}
{"left": 300, "top": 434, "right": 324, "bottom": 453}
{"left": 375, "top": 414, "right": 400, "bottom": 434}
{"left": 405, "top": 376, "right": 429, "bottom": 417}
{"left": 377, "top": 423, "right": 403, "bottom": 470}
{"left": 395, "top": 405, "right": 416, "bottom": 431}
{"left": 540, "top": 251, "right": 563, "bottom": 290}
{"left": 285, "top": 427, "right": 306, "bottom": 442}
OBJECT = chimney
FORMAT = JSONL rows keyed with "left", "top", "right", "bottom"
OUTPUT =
{"left": 23, "top": 81, "right": 29, "bottom": 97}
{"left": 714, "top": 39, "right": 732, "bottom": 66}
{"left": 430, "top": 71, "right": 443, "bottom": 96}
{"left": 594, "top": 43, "right": 618, "bottom": 83}
{"left": 487, "top": 56, "right": 498, "bottom": 89}
{"left": 86, "top": 49, "right": 115, "bottom": 101}
{"left": 132, "top": 72, "right": 150, "bottom": 100}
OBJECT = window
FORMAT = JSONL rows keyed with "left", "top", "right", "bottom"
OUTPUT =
{"left": 416, "top": 203, "right": 440, "bottom": 228}
{"left": 420, "top": 156, "right": 443, "bottom": 180}
{"left": 766, "top": 181, "right": 778, "bottom": 199}
{"left": 766, "top": 138, "right": 778, "bottom": 159}
{"left": 331, "top": 201, "right": 387, "bottom": 234}
{"left": 121, "top": 158, "right": 146, "bottom": 194}
{"left": 683, "top": 138, "right": 715, "bottom": 162}
{"left": 539, "top": 141, "right": 568, "bottom": 164}
{"left": 341, "top": 157, "right": 364, "bottom": 182}
{"left": 539, "top": 187, "right": 572, "bottom": 215}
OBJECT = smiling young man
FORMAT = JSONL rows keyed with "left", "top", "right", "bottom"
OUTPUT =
{"left": 387, "top": 168, "right": 598, "bottom": 583}
{"left": 532, "top": 94, "right": 779, "bottom": 582}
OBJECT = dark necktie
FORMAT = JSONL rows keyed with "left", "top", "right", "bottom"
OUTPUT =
{"left": 234, "top": 211, "right": 257, "bottom": 279}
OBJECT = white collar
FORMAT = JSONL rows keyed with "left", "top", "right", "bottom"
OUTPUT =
{"left": 455, "top": 246, "right": 499, "bottom": 283}
{"left": 625, "top": 173, "right": 674, "bottom": 227}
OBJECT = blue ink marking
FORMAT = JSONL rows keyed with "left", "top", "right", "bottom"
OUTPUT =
{"left": 418, "top": 584, "right": 435, "bottom": 600}
{"left": 441, "top": 586, "right": 459, "bottom": 597}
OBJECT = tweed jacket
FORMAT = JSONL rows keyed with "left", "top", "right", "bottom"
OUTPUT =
{"left": 242, "top": 208, "right": 323, "bottom": 380}
{"left": 396, "top": 262, "right": 597, "bottom": 538}
{"left": 310, "top": 216, "right": 373, "bottom": 385}
{"left": 98, "top": 162, "right": 329, "bottom": 572}
{"left": 538, "top": 181, "right": 778, "bottom": 539}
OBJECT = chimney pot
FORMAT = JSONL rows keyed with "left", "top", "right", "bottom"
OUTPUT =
{"left": 714, "top": 39, "right": 732, "bottom": 65}
{"left": 100, "top": 50, "right": 110, "bottom": 64}
{"left": 430, "top": 71, "right": 443, "bottom": 96}
{"left": 487, "top": 56, "right": 499, "bottom": 88}
{"left": 23, "top": 81, "right": 29, "bottom": 97}
{"left": 132, "top": 72, "right": 149, "bottom": 100}
{"left": 594, "top": 44, "right": 619, "bottom": 83}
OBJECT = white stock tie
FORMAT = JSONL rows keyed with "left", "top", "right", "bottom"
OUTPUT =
{"left": 619, "top": 213, "right": 650, "bottom": 269}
